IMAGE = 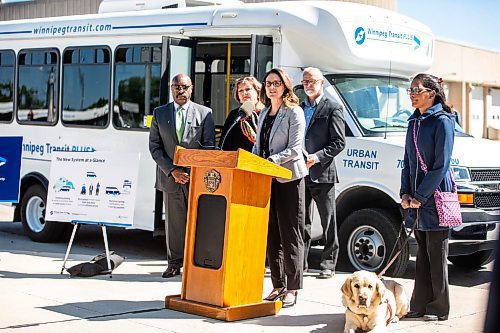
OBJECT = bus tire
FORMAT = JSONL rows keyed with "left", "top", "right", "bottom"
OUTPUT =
{"left": 20, "top": 184, "right": 66, "bottom": 242}
{"left": 448, "top": 250, "right": 495, "bottom": 269}
{"left": 338, "top": 208, "right": 409, "bottom": 277}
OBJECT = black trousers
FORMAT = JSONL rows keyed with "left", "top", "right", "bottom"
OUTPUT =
{"left": 411, "top": 229, "right": 450, "bottom": 317}
{"left": 303, "top": 176, "right": 338, "bottom": 271}
{"left": 267, "top": 178, "right": 305, "bottom": 290}
{"left": 163, "top": 184, "right": 189, "bottom": 268}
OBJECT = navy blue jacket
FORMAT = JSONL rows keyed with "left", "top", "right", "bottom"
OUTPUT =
{"left": 400, "top": 103, "right": 455, "bottom": 231}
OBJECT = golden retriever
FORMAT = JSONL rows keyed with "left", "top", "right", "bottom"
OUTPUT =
{"left": 341, "top": 271, "right": 409, "bottom": 333}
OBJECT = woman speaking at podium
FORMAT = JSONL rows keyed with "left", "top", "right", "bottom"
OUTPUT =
{"left": 252, "top": 68, "right": 307, "bottom": 308}
{"left": 219, "top": 76, "right": 263, "bottom": 151}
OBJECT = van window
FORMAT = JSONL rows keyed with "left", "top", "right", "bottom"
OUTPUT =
{"left": 17, "top": 49, "right": 59, "bottom": 125}
{"left": 0, "top": 50, "right": 15, "bottom": 123}
{"left": 113, "top": 45, "right": 161, "bottom": 130}
{"left": 331, "top": 76, "right": 413, "bottom": 134}
{"left": 62, "top": 47, "right": 111, "bottom": 128}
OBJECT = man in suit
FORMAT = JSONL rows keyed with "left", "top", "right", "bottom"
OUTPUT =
{"left": 301, "top": 67, "right": 345, "bottom": 278}
{"left": 149, "top": 74, "right": 215, "bottom": 278}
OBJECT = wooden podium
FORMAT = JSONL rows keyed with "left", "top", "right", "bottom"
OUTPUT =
{"left": 165, "top": 147, "right": 291, "bottom": 321}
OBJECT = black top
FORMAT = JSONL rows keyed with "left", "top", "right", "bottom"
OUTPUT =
{"left": 219, "top": 107, "right": 257, "bottom": 152}
{"left": 259, "top": 113, "right": 277, "bottom": 159}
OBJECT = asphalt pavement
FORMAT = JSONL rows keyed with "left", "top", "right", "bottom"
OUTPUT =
{"left": 0, "top": 204, "right": 494, "bottom": 333}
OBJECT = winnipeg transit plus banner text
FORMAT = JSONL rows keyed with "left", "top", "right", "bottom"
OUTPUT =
{"left": 0, "top": 137, "right": 23, "bottom": 203}
{"left": 46, "top": 152, "right": 140, "bottom": 227}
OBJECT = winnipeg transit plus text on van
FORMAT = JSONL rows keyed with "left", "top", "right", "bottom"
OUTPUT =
{"left": 1, "top": 0, "right": 498, "bottom": 316}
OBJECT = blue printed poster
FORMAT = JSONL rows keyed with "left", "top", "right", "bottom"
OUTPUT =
{"left": 0, "top": 137, "right": 23, "bottom": 203}
{"left": 45, "top": 151, "right": 140, "bottom": 227}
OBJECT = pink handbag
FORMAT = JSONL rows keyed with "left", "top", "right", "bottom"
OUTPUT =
{"left": 412, "top": 121, "right": 462, "bottom": 227}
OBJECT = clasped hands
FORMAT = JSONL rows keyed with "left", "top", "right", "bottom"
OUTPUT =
{"left": 171, "top": 168, "right": 189, "bottom": 184}
{"left": 401, "top": 193, "right": 421, "bottom": 209}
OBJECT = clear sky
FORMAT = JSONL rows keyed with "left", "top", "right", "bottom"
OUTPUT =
{"left": 398, "top": 0, "right": 500, "bottom": 53}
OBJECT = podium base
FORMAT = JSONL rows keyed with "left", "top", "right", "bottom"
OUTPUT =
{"left": 165, "top": 295, "right": 282, "bottom": 321}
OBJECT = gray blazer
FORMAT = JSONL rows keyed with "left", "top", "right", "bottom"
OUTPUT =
{"left": 149, "top": 101, "right": 215, "bottom": 193}
{"left": 252, "top": 105, "right": 308, "bottom": 183}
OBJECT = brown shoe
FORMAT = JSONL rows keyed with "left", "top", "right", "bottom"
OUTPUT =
{"left": 162, "top": 266, "right": 180, "bottom": 278}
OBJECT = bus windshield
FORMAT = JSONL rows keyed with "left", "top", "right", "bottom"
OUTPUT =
{"left": 328, "top": 75, "right": 465, "bottom": 135}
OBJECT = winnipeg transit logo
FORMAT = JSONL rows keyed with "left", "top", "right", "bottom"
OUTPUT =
{"left": 0, "top": 156, "right": 6, "bottom": 167}
{"left": 354, "top": 27, "right": 366, "bottom": 45}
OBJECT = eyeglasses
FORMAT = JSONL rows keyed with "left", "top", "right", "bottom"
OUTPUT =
{"left": 265, "top": 80, "right": 282, "bottom": 88}
{"left": 301, "top": 79, "right": 321, "bottom": 86}
{"left": 172, "top": 84, "right": 192, "bottom": 91}
{"left": 406, "top": 87, "right": 431, "bottom": 95}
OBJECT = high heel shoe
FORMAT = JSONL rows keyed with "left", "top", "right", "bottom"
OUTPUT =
{"left": 264, "top": 287, "right": 286, "bottom": 301}
{"left": 281, "top": 290, "right": 298, "bottom": 308}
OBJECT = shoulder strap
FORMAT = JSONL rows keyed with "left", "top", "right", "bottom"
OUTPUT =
{"left": 412, "top": 119, "right": 457, "bottom": 192}
{"left": 412, "top": 119, "right": 428, "bottom": 174}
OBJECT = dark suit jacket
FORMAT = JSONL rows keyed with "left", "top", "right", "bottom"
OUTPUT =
{"left": 149, "top": 101, "right": 215, "bottom": 193}
{"left": 302, "top": 96, "right": 345, "bottom": 183}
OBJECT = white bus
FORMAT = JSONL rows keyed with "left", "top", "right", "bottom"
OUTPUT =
{"left": 1, "top": 0, "right": 498, "bottom": 276}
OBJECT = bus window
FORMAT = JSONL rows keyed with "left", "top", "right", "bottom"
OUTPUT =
{"left": 61, "top": 47, "right": 111, "bottom": 128}
{"left": 113, "top": 45, "right": 161, "bottom": 130}
{"left": 0, "top": 50, "right": 15, "bottom": 123}
{"left": 17, "top": 49, "right": 59, "bottom": 125}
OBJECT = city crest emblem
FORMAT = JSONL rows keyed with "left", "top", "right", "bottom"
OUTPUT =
{"left": 204, "top": 169, "right": 221, "bottom": 193}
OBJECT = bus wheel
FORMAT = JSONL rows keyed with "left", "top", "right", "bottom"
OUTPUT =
{"left": 20, "top": 184, "right": 66, "bottom": 242}
{"left": 338, "top": 208, "right": 409, "bottom": 278}
{"left": 448, "top": 250, "right": 495, "bottom": 269}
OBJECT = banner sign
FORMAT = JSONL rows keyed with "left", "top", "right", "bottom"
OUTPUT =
{"left": 0, "top": 136, "right": 23, "bottom": 203}
{"left": 46, "top": 151, "right": 140, "bottom": 227}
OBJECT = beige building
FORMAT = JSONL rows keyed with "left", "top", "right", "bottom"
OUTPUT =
{"left": 1, "top": 0, "right": 499, "bottom": 139}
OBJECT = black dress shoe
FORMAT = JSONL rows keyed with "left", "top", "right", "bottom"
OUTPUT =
{"left": 317, "top": 269, "right": 334, "bottom": 279}
{"left": 404, "top": 311, "right": 424, "bottom": 318}
{"left": 424, "top": 314, "right": 448, "bottom": 321}
{"left": 162, "top": 266, "right": 180, "bottom": 278}
{"left": 264, "top": 287, "right": 286, "bottom": 301}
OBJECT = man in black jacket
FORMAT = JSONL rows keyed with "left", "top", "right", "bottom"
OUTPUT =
{"left": 301, "top": 67, "right": 345, "bottom": 278}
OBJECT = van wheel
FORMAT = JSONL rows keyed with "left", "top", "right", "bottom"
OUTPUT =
{"left": 338, "top": 208, "right": 409, "bottom": 277}
{"left": 448, "top": 250, "right": 495, "bottom": 269}
{"left": 20, "top": 184, "right": 67, "bottom": 242}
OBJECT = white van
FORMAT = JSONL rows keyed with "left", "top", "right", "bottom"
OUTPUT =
{"left": 1, "top": 0, "right": 497, "bottom": 276}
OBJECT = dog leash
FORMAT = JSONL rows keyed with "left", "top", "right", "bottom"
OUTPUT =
{"left": 377, "top": 210, "right": 418, "bottom": 278}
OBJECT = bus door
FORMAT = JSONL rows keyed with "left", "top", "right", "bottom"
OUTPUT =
{"left": 191, "top": 36, "right": 273, "bottom": 129}
{"left": 160, "top": 36, "right": 196, "bottom": 105}
{"left": 250, "top": 35, "right": 273, "bottom": 83}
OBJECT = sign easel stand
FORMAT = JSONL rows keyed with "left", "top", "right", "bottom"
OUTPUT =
{"left": 60, "top": 222, "right": 113, "bottom": 278}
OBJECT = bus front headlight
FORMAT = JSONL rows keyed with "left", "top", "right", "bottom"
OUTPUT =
{"left": 452, "top": 166, "right": 470, "bottom": 182}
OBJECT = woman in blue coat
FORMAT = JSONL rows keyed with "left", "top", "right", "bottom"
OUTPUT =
{"left": 400, "top": 73, "right": 456, "bottom": 322}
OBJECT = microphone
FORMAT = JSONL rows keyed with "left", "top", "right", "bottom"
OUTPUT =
{"left": 219, "top": 101, "right": 255, "bottom": 150}
{"left": 238, "top": 100, "right": 255, "bottom": 119}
